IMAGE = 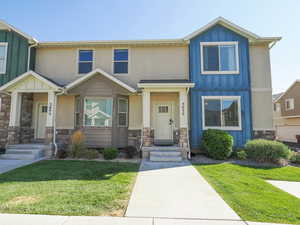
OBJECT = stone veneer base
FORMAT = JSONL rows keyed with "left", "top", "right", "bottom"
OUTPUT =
{"left": 253, "top": 130, "right": 275, "bottom": 140}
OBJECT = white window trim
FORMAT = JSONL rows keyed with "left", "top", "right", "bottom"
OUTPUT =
{"left": 77, "top": 48, "right": 95, "bottom": 75}
{"left": 112, "top": 47, "right": 130, "bottom": 75}
{"left": 202, "top": 96, "right": 242, "bottom": 131}
{"left": 0, "top": 42, "right": 8, "bottom": 74}
{"left": 285, "top": 98, "right": 294, "bottom": 111}
{"left": 83, "top": 97, "right": 113, "bottom": 127}
{"left": 200, "top": 41, "right": 239, "bottom": 75}
{"left": 118, "top": 98, "right": 128, "bottom": 127}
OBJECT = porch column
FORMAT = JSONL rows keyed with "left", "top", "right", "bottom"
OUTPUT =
{"left": 7, "top": 92, "right": 22, "bottom": 144}
{"left": 179, "top": 89, "right": 189, "bottom": 151}
{"left": 142, "top": 90, "right": 152, "bottom": 147}
{"left": 45, "top": 91, "right": 57, "bottom": 146}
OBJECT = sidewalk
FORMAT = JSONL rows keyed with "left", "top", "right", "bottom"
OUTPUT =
{"left": 0, "top": 158, "right": 44, "bottom": 174}
{"left": 125, "top": 160, "right": 240, "bottom": 220}
{"left": 0, "top": 214, "right": 292, "bottom": 225}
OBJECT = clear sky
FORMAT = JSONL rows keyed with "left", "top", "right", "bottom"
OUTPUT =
{"left": 1, "top": 0, "right": 299, "bottom": 93}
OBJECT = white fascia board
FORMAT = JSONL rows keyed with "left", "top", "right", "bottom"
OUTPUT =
{"left": 0, "top": 70, "right": 61, "bottom": 92}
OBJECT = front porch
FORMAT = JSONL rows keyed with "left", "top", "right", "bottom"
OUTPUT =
{"left": 0, "top": 71, "right": 63, "bottom": 157}
{"left": 137, "top": 80, "right": 194, "bottom": 160}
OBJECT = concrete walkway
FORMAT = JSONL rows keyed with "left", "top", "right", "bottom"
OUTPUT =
{"left": 0, "top": 158, "right": 43, "bottom": 174}
{"left": 267, "top": 180, "right": 300, "bottom": 198}
{"left": 0, "top": 214, "right": 293, "bottom": 225}
{"left": 125, "top": 160, "right": 240, "bottom": 220}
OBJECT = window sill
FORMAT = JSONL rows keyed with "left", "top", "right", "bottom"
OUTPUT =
{"left": 201, "top": 71, "right": 240, "bottom": 75}
{"left": 203, "top": 126, "right": 242, "bottom": 131}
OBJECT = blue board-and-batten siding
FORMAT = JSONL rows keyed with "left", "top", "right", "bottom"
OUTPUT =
{"left": 189, "top": 24, "right": 253, "bottom": 148}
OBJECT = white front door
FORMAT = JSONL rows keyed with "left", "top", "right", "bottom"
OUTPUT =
{"left": 36, "top": 104, "right": 47, "bottom": 139}
{"left": 154, "top": 103, "right": 173, "bottom": 141}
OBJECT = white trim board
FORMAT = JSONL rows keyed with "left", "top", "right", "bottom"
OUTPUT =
{"left": 0, "top": 42, "right": 8, "bottom": 74}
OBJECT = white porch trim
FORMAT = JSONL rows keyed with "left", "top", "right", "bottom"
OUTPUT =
{"left": 9, "top": 92, "right": 21, "bottom": 127}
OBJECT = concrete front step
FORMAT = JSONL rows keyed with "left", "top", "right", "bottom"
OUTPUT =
{"left": 150, "top": 150, "right": 181, "bottom": 157}
{"left": 6, "top": 149, "right": 45, "bottom": 155}
{"left": 0, "top": 153, "right": 41, "bottom": 160}
{"left": 143, "top": 146, "right": 181, "bottom": 151}
{"left": 7, "top": 144, "right": 47, "bottom": 150}
{"left": 150, "top": 155, "right": 183, "bottom": 162}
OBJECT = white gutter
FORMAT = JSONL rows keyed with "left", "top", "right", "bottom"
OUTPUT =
{"left": 27, "top": 43, "right": 38, "bottom": 71}
{"left": 186, "top": 87, "right": 191, "bottom": 159}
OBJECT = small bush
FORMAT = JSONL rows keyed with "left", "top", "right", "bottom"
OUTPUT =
{"left": 245, "top": 139, "right": 292, "bottom": 165}
{"left": 103, "top": 147, "right": 118, "bottom": 160}
{"left": 202, "top": 129, "right": 233, "bottom": 160}
{"left": 57, "top": 149, "right": 68, "bottom": 159}
{"left": 124, "top": 146, "right": 137, "bottom": 159}
{"left": 236, "top": 150, "right": 247, "bottom": 160}
{"left": 85, "top": 149, "right": 100, "bottom": 159}
{"left": 290, "top": 152, "right": 300, "bottom": 164}
{"left": 70, "top": 130, "right": 86, "bottom": 158}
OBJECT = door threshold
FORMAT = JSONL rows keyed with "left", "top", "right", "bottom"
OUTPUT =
{"left": 153, "top": 139, "right": 174, "bottom": 146}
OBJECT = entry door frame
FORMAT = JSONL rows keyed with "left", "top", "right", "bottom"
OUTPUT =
{"left": 35, "top": 102, "right": 48, "bottom": 139}
{"left": 152, "top": 101, "right": 175, "bottom": 141}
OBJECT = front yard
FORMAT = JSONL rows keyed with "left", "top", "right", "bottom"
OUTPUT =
{"left": 194, "top": 163, "right": 300, "bottom": 225}
{"left": 0, "top": 160, "right": 139, "bottom": 216}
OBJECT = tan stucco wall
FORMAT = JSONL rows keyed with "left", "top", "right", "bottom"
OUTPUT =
{"left": 35, "top": 46, "right": 188, "bottom": 88}
{"left": 32, "top": 94, "right": 75, "bottom": 130}
{"left": 56, "top": 95, "right": 75, "bottom": 129}
{"left": 250, "top": 44, "right": 273, "bottom": 130}
{"left": 128, "top": 93, "right": 180, "bottom": 130}
{"left": 128, "top": 95, "right": 142, "bottom": 130}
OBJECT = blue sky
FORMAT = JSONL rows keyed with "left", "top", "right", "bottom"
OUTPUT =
{"left": 1, "top": 0, "right": 299, "bottom": 93}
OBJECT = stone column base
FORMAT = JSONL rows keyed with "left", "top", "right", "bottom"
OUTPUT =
{"left": 142, "top": 127, "right": 153, "bottom": 147}
{"left": 7, "top": 126, "right": 20, "bottom": 145}
{"left": 253, "top": 130, "right": 275, "bottom": 140}
{"left": 45, "top": 127, "right": 54, "bottom": 157}
{"left": 179, "top": 128, "right": 188, "bottom": 148}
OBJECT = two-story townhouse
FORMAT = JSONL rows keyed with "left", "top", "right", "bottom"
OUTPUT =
{"left": 187, "top": 17, "right": 280, "bottom": 148}
{"left": 273, "top": 80, "right": 300, "bottom": 143}
{"left": 0, "top": 20, "right": 37, "bottom": 149}
{"left": 0, "top": 18, "right": 280, "bottom": 161}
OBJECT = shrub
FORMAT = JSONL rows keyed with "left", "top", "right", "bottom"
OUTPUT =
{"left": 236, "top": 150, "right": 247, "bottom": 160}
{"left": 290, "top": 152, "right": 300, "bottom": 164}
{"left": 202, "top": 129, "right": 233, "bottom": 160}
{"left": 70, "top": 130, "right": 86, "bottom": 158}
{"left": 103, "top": 147, "right": 118, "bottom": 160}
{"left": 124, "top": 146, "right": 137, "bottom": 159}
{"left": 57, "top": 149, "right": 68, "bottom": 159}
{"left": 85, "top": 149, "right": 100, "bottom": 159}
{"left": 245, "top": 139, "right": 292, "bottom": 165}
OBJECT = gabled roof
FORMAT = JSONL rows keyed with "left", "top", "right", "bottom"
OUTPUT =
{"left": 184, "top": 17, "right": 281, "bottom": 44}
{"left": 0, "top": 70, "right": 62, "bottom": 92}
{"left": 274, "top": 80, "right": 300, "bottom": 103}
{"left": 65, "top": 68, "right": 136, "bottom": 93}
{"left": 0, "top": 20, "right": 38, "bottom": 44}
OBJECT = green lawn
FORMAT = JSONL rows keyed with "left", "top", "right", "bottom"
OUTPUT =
{"left": 0, "top": 160, "right": 139, "bottom": 216}
{"left": 194, "top": 163, "right": 300, "bottom": 224}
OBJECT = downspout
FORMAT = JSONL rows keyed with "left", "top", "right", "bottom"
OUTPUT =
{"left": 186, "top": 87, "right": 191, "bottom": 159}
{"left": 27, "top": 43, "right": 38, "bottom": 71}
{"left": 53, "top": 88, "right": 65, "bottom": 157}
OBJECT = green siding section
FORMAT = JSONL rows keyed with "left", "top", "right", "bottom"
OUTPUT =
{"left": 0, "top": 30, "right": 29, "bottom": 85}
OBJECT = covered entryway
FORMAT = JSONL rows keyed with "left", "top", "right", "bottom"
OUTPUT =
{"left": 0, "top": 71, "right": 63, "bottom": 146}
{"left": 137, "top": 80, "right": 194, "bottom": 160}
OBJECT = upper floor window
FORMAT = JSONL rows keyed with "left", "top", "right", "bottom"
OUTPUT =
{"left": 202, "top": 96, "right": 241, "bottom": 130}
{"left": 200, "top": 42, "right": 239, "bottom": 74}
{"left": 285, "top": 98, "right": 294, "bottom": 111}
{"left": 78, "top": 50, "right": 93, "bottom": 74}
{"left": 0, "top": 43, "right": 8, "bottom": 74}
{"left": 113, "top": 49, "right": 128, "bottom": 74}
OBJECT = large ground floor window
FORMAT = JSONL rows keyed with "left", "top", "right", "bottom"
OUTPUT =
{"left": 84, "top": 97, "right": 113, "bottom": 127}
{"left": 202, "top": 96, "right": 241, "bottom": 130}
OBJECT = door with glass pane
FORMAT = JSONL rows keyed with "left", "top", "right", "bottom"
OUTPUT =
{"left": 37, "top": 104, "right": 47, "bottom": 139}
{"left": 154, "top": 103, "right": 173, "bottom": 141}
